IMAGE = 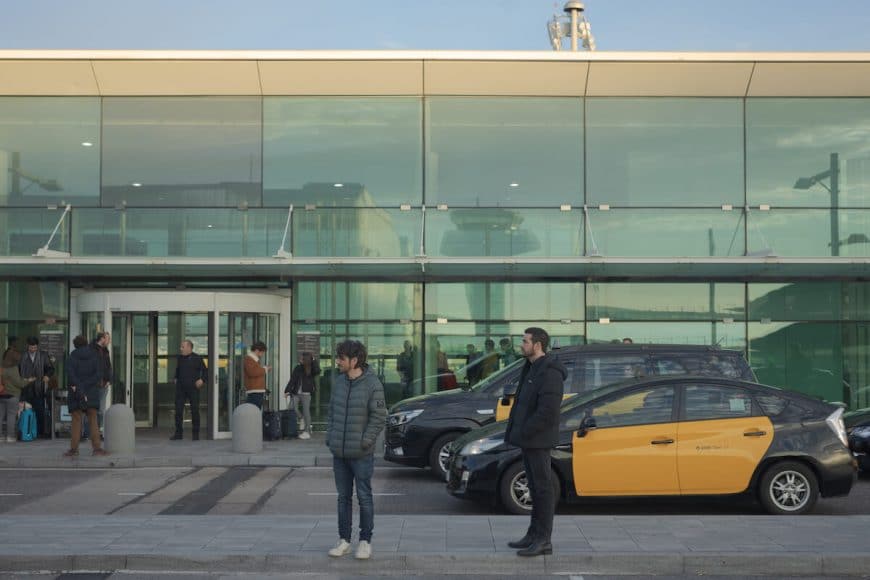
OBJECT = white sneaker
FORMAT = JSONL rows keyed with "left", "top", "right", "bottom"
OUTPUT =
{"left": 355, "top": 540, "right": 371, "bottom": 560}
{"left": 299, "top": 431, "right": 311, "bottom": 440}
{"left": 328, "top": 539, "right": 351, "bottom": 557}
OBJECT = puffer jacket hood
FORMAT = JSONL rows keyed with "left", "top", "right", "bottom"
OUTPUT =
{"left": 326, "top": 366, "right": 387, "bottom": 459}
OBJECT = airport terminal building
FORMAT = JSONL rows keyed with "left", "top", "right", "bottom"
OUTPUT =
{"left": 1, "top": 50, "right": 869, "bottom": 438}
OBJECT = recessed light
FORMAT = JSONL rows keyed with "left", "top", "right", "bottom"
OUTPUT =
{"left": 81, "top": 141, "right": 94, "bottom": 147}
{"left": 333, "top": 183, "right": 344, "bottom": 188}
{"left": 509, "top": 183, "right": 519, "bottom": 188}
{"left": 131, "top": 182, "right": 142, "bottom": 187}
{"left": 206, "top": 224, "right": 214, "bottom": 228}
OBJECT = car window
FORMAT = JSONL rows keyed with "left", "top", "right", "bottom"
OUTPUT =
{"left": 653, "top": 353, "right": 745, "bottom": 379}
{"left": 580, "top": 355, "right": 648, "bottom": 391}
{"left": 482, "top": 357, "right": 575, "bottom": 395}
{"left": 588, "top": 386, "right": 675, "bottom": 428}
{"left": 684, "top": 384, "right": 753, "bottom": 421}
{"left": 754, "top": 392, "right": 789, "bottom": 417}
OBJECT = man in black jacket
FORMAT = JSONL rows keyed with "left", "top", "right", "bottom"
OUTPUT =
{"left": 503, "top": 327, "right": 566, "bottom": 557}
{"left": 171, "top": 339, "right": 207, "bottom": 440}
{"left": 19, "top": 336, "right": 55, "bottom": 438}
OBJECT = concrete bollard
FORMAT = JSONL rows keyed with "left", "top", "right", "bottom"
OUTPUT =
{"left": 104, "top": 404, "right": 135, "bottom": 455}
{"left": 232, "top": 403, "right": 263, "bottom": 453}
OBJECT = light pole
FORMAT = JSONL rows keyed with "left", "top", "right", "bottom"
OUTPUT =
{"left": 794, "top": 152, "right": 839, "bottom": 256}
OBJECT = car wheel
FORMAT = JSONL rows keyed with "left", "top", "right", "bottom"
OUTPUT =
{"left": 429, "top": 432, "right": 461, "bottom": 479}
{"left": 758, "top": 461, "right": 819, "bottom": 515}
{"left": 499, "top": 461, "right": 561, "bottom": 516}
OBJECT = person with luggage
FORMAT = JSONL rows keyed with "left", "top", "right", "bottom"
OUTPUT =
{"left": 1, "top": 349, "right": 36, "bottom": 442}
{"left": 326, "top": 340, "right": 387, "bottom": 561}
{"left": 171, "top": 339, "right": 207, "bottom": 441}
{"left": 243, "top": 341, "right": 270, "bottom": 409}
{"left": 18, "top": 336, "right": 55, "bottom": 438}
{"left": 64, "top": 335, "right": 108, "bottom": 457}
{"left": 284, "top": 351, "right": 320, "bottom": 440}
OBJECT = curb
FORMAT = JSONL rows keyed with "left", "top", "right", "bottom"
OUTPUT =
{"left": 0, "top": 454, "right": 393, "bottom": 468}
{"left": 2, "top": 552, "right": 870, "bottom": 576}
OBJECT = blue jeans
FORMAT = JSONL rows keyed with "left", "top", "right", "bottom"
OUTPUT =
{"left": 246, "top": 392, "right": 264, "bottom": 409}
{"left": 333, "top": 454, "right": 374, "bottom": 542}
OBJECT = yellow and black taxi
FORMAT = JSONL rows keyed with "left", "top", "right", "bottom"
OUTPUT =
{"left": 447, "top": 375, "right": 855, "bottom": 515}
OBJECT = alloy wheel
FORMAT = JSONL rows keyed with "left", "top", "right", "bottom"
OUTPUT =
{"left": 768, "top": 469, "right": 811, "bottom": 512}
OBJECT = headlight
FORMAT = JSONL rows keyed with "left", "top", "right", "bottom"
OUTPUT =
{"left": 389, "top": 409, "right": 423, "bottom": 426}
{"left": 460, "top": 437, "right": 503, "bottom": 455}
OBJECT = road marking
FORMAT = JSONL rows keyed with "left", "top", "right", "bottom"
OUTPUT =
{"left": 307, "top": 492, "right": 404, "bottom": 496}
{"left": 0, "top": 493, "right": 23, "bottom": 496}
{"left": 117, "top": 492, "right": 147, "bottom": 496}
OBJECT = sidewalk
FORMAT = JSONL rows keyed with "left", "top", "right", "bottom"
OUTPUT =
{"left": 0, "top": 514, "right": 868, "bottom": 576}
{"left": 0, "top": 431, "right": 347, "bottom": 468}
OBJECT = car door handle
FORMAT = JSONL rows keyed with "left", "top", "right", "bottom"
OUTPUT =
{"left": 743, "top": 430, "right": 767, "bottom": 437}
{"left": 650, "top": 439, "right": 674, "bottom": 445}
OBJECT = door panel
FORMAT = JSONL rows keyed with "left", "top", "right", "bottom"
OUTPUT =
{"left": 677, "top": 417, "right": 773, "bottom": 494}
{"left": 131, "top": 314, "right": 153, "bottom": 426}
{"left": 572, "top": 423, "right": 680, "bottom": 495}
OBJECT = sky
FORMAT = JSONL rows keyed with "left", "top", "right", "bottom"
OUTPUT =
{"left": 0, "top": 0, "right": 868, "bottom": 52}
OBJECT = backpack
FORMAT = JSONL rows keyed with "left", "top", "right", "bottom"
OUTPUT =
{"left": 18, "top": 408, "right": 37, "bottom": 442}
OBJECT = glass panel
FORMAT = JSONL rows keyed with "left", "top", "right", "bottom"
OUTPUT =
{"left": 72, "top": 208, "right": 285, "bottom": 257}
{"left": 590, "top": 386, "right": 675, "bottom": 428}
{"left": 587, "top": 283, "right": 745, "bottom": 321}
{"left": 587, "top": 209, "right": 744, "bottom": 257}
{"left": 263, "top": 98, "right": 422, "bottom": 207}
{"left": 158, "top": 313, "right": 209, "bottom": 431}
{"left": 843, "top": 322, "right": 870, "bottom": 409}
{"left": 747, "top": 99, "right": 870, "bottom": 207}
{"left": 749, "top": 322, "right": 846, "bottom": 404}
{"left": 0, "top": 208, "right": 70, "bottom": 256}
{"left": 101, "top": 97, "right": 262, "bottom": 207}
{"left": 586, "top": 321, "right": 746, "bottom": 351}
{"left": 426, "top": 283, "right": 585, "bottom": 321}
{"left": 426, "top": 97, "right": 583, "bottom": 206}
{"left": 293, "top": 208, "right": 420, "bottom": 258}
{"left": 843, "top": 282, "right": 870, "bottom": 321}
{"left": 0, "top": 97, "right": 100, "bottom": 207}
{"left": 748, "top": 283, "right": 842, "bottom": 321}
{"left": 0, "top": 281, "right": 68, "bottom": 320}
{"left": 426, "top": 208, "right": 581, "bottom": 257}
{"left": 749, "top": 209, "right": 870, "bottom": 257}
{"left": 132, "top": 314, "right": 152, "bottom": 425}
{"left": 294, "top": 282, "right": 421, "bottom": 322}
{"left": 110, "top": 315, "right": 128, "bottom": 406}
{"left": 684, "top": 384, "right": 753, "bottom": 421}
{"left": 586, "top": 98, "right": 743, "bottom": 206}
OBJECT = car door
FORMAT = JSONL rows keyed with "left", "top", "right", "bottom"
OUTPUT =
{"left": 677, "top": 383, "right": 773, "bottom": 494}
{"left": 572, "top": 384, "right": 679, "bottom": 496}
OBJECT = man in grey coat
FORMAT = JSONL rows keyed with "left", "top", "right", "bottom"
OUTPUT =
{"left": 325, "top": 340, "right": 386, "bottom": 561}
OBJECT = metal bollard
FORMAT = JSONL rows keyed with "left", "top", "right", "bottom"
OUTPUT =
{"left": 232, "top": 403, "right": 263, "bottom": 453}
{"left": 104, "top": 404, "right": 135, "bottom": 455}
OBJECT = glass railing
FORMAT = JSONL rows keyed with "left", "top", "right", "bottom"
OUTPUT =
{"left": 749, "top": 209, "right": 870, "bottom": 257}
{"left": 0, "top": 207, "right": 71, "bottom": 256}
{"left": 292, "top": 207, "right": 421, "bottom": 258}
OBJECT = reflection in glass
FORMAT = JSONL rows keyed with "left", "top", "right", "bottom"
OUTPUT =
{"left": 0, "top": 208, "right": 70, "bottom": 256}
{"left": 587, "top": 283, "right": 745, "bottom": 321}
{"left": 426, "top": 97, "right": 583, "bottom": 206}
{"left": 747, "top": 99, "right": 870, "bottom": 207}
{"left": 586, "top": 98, "right": 743, "bottom": 206}
{"left": 294, "top": 282, "right": 421, "bottom": 322}
{"left": 293, "top": 207, "right": 420, "bottom": 258}
{"left": 587, "top": 209, "right": 744, "bottom": 257}
{"left": 263, "top": 98, "right": 422, "bottom": 207}
{"left": 749, "top": 209, "right": 870, "bottom": 257}
{"left": 748, "top": 283, "right": 842, "bottom": 321}
{"left": 101, "top": 97, "right": 262, "bottom": 207}
{"left": 0, "top": 281, "right": 68, "bottom": 320}
{"left": 427, "top": 208, "right": 581, "bottom": 257}
{"left": 426, "top": 283, "right": 584, "bottom": 321}
{"left": 0, "top": 97, "right": 100, "bottom": 207}
{"left": 586, "top": 321, "right": 745, "bottom": 350}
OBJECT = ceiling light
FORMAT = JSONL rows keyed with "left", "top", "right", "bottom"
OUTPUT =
{"left": 509, "top": 183, "right": 519, "bottom": 188}
{"left": 131, "top": 182, "right": 142, "bottom": 188}
{"left": 334, "top": 183, "right": 344, "bottom": 188}
{"left": 81, "top": 141, "right": 93, "bottom": 147}
{"left": 206, "top": 224, "right": 214, "bottom": 229}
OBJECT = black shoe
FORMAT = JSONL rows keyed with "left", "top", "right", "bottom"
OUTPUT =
{"left": 192, "top": 433, "right": 200, "bottom": 441}
{"left": 170, "top": 433, "right": 183, "bottom": 441}
{"left": 507, "top": 534, "right": 534, "bottom": 549}
{"left": 517, "top": 541, "right": 552, "bottom": 557}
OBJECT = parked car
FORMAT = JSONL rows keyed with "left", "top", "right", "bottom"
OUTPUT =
{"left": 385, "top": 344, "right": 756, "bottom": 479}
{"left": 447, "top": 375, "right": 855, "bottom": 515}
{"left": 845, "top": 407, "right": 870, "bottom": 474}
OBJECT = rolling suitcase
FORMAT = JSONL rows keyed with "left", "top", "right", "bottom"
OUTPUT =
{"left": 281, "top": 409, "right": 298, "bottom": 439}
{"left": 261, "top": 397, "right": 282, "bottom": 441}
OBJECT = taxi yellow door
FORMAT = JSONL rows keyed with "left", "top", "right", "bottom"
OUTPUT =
{"left": 677, "top": 384, "right": 774, "bottom": 494}
{"left": 572, "top": 385, "right": 680, "bottom": 496}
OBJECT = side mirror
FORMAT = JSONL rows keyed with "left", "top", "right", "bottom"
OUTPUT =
{"left": 502, "top": 383, "right": 517, "bottom": 397}
{"left": 576, "top": 415, "right": 597, "bottom": 438}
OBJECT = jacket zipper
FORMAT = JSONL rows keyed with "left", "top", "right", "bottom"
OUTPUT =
{"left": 341, "top": 377, "right": 352, "bottom": 456}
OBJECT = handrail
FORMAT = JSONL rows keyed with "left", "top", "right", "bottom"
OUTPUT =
{"left": 273, "top": 204, "right": 294, "bottom": 258}
{"left": 34, "top": 204, "right": 71, "bottom": 258}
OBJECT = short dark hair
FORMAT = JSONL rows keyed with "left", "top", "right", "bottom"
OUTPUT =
{"left": 26, "top": 336, "right": 39, "bottom": 346}
{"left": 524, "top": 327, "right": 550, "bottom": 352}
{"left": 484, "top": 338, "right": 495, "bottom": 349}
{"left": 93, "top": 331, "right": 107, "bottom": 343}
{"left": 251, "top": 341, "right": 267, "bottom": 352}
{"left": 336, "top": 339, "right": 367, "bottom": 369}
{"left": 73, "top": 335, "right": 88, "bottom": 349}
{"left": 499, "top": 338, "right": 512, "bottom": 347}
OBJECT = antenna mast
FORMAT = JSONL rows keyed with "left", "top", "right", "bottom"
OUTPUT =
{"left": 548, "top": 1, "right": 596, "bottom": 51}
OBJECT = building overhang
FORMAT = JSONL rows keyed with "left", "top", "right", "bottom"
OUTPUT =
{"left": 1, "top": 50, "right": 869, "bottom": 97}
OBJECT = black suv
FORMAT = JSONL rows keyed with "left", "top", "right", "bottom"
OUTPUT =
{"left": 384, "top": 344, "right": 756, "bottom": 478}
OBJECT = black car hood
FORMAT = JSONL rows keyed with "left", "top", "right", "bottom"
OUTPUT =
{"left": 389, "top": 388, "right": 472, "bottom": 413}
{"left": 453, "top": 420, "right": 509, "bottom": 451}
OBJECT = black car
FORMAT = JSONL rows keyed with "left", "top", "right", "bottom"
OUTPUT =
{"left": 845, "top": 407, "right": 870, "bottom": 474}
{"left": 447, "top": 375, "right": 855, "bottom": 515}
{"left": 385, "top": 344, "right": 756, "bottom": 478}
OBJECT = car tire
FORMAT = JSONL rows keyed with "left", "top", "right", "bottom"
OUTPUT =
{"left": 758, "top": 460, "right": 819, "bottom": 515}
{"left": 499, "top": 461, "right": 561, "bottom": 516}
{"left": 429, "top": 432, "right": 461, "bottom": 479}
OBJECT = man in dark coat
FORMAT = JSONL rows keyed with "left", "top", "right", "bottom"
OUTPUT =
{"left": 19, "top": 336, "right": 55, "bottom": 438}
{"left": 65, "top": 335, "right": 107, "bottom": 457}
{"left": 504, "top": 327, "right": 566, "bottom": 557}
{"left": 171, "top": 339, "right": 207, "bottom": 440}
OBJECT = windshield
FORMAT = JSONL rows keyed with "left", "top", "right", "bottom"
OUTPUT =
{"left": 467, "top": 358, "right": 525, "bottom": 393}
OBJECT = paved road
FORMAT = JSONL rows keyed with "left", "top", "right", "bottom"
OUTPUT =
{"left": 0, "top": 467, "right": 867, "bottom": 516}
{"left": 1, "top": 575, "right": 865, "bottom": 580}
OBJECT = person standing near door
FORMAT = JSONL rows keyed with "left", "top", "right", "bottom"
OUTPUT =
{"left": 172, "top": 339, "right": 207, "bottom": 441}
{"left": 503, "top": 327, "right": 566, "bottom": 557}
{"left": 284, "top": 351, "right": 320, "bottom": 439}
{"left": 91, "top": 332, "right": 112, "bottom": 437}
{"left": 65, "top": 335, "right": 108, "bottom": 457}
{"left": 244, "top": 341, "right": 270, "bottom": 409}
{"left": 19, "top": 337, "right": 55, "bottom": 438}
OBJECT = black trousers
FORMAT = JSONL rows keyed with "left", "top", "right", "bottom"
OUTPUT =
{"left": 522, "top": 448, "right": 555, "bottom": 543}
{"left": 174, "top": 385, "right": 201, "bottom": 435}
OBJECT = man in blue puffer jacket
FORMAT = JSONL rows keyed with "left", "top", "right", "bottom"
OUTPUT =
{"left": 325, "top": 340, "right": 386, "bottom": 561}
{"left": 64, "top": 335, "right": 107, "bottom": 457}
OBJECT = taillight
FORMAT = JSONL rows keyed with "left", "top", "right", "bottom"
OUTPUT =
{"left": 825, "top": 408, "right": 849, "bottom": 448}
